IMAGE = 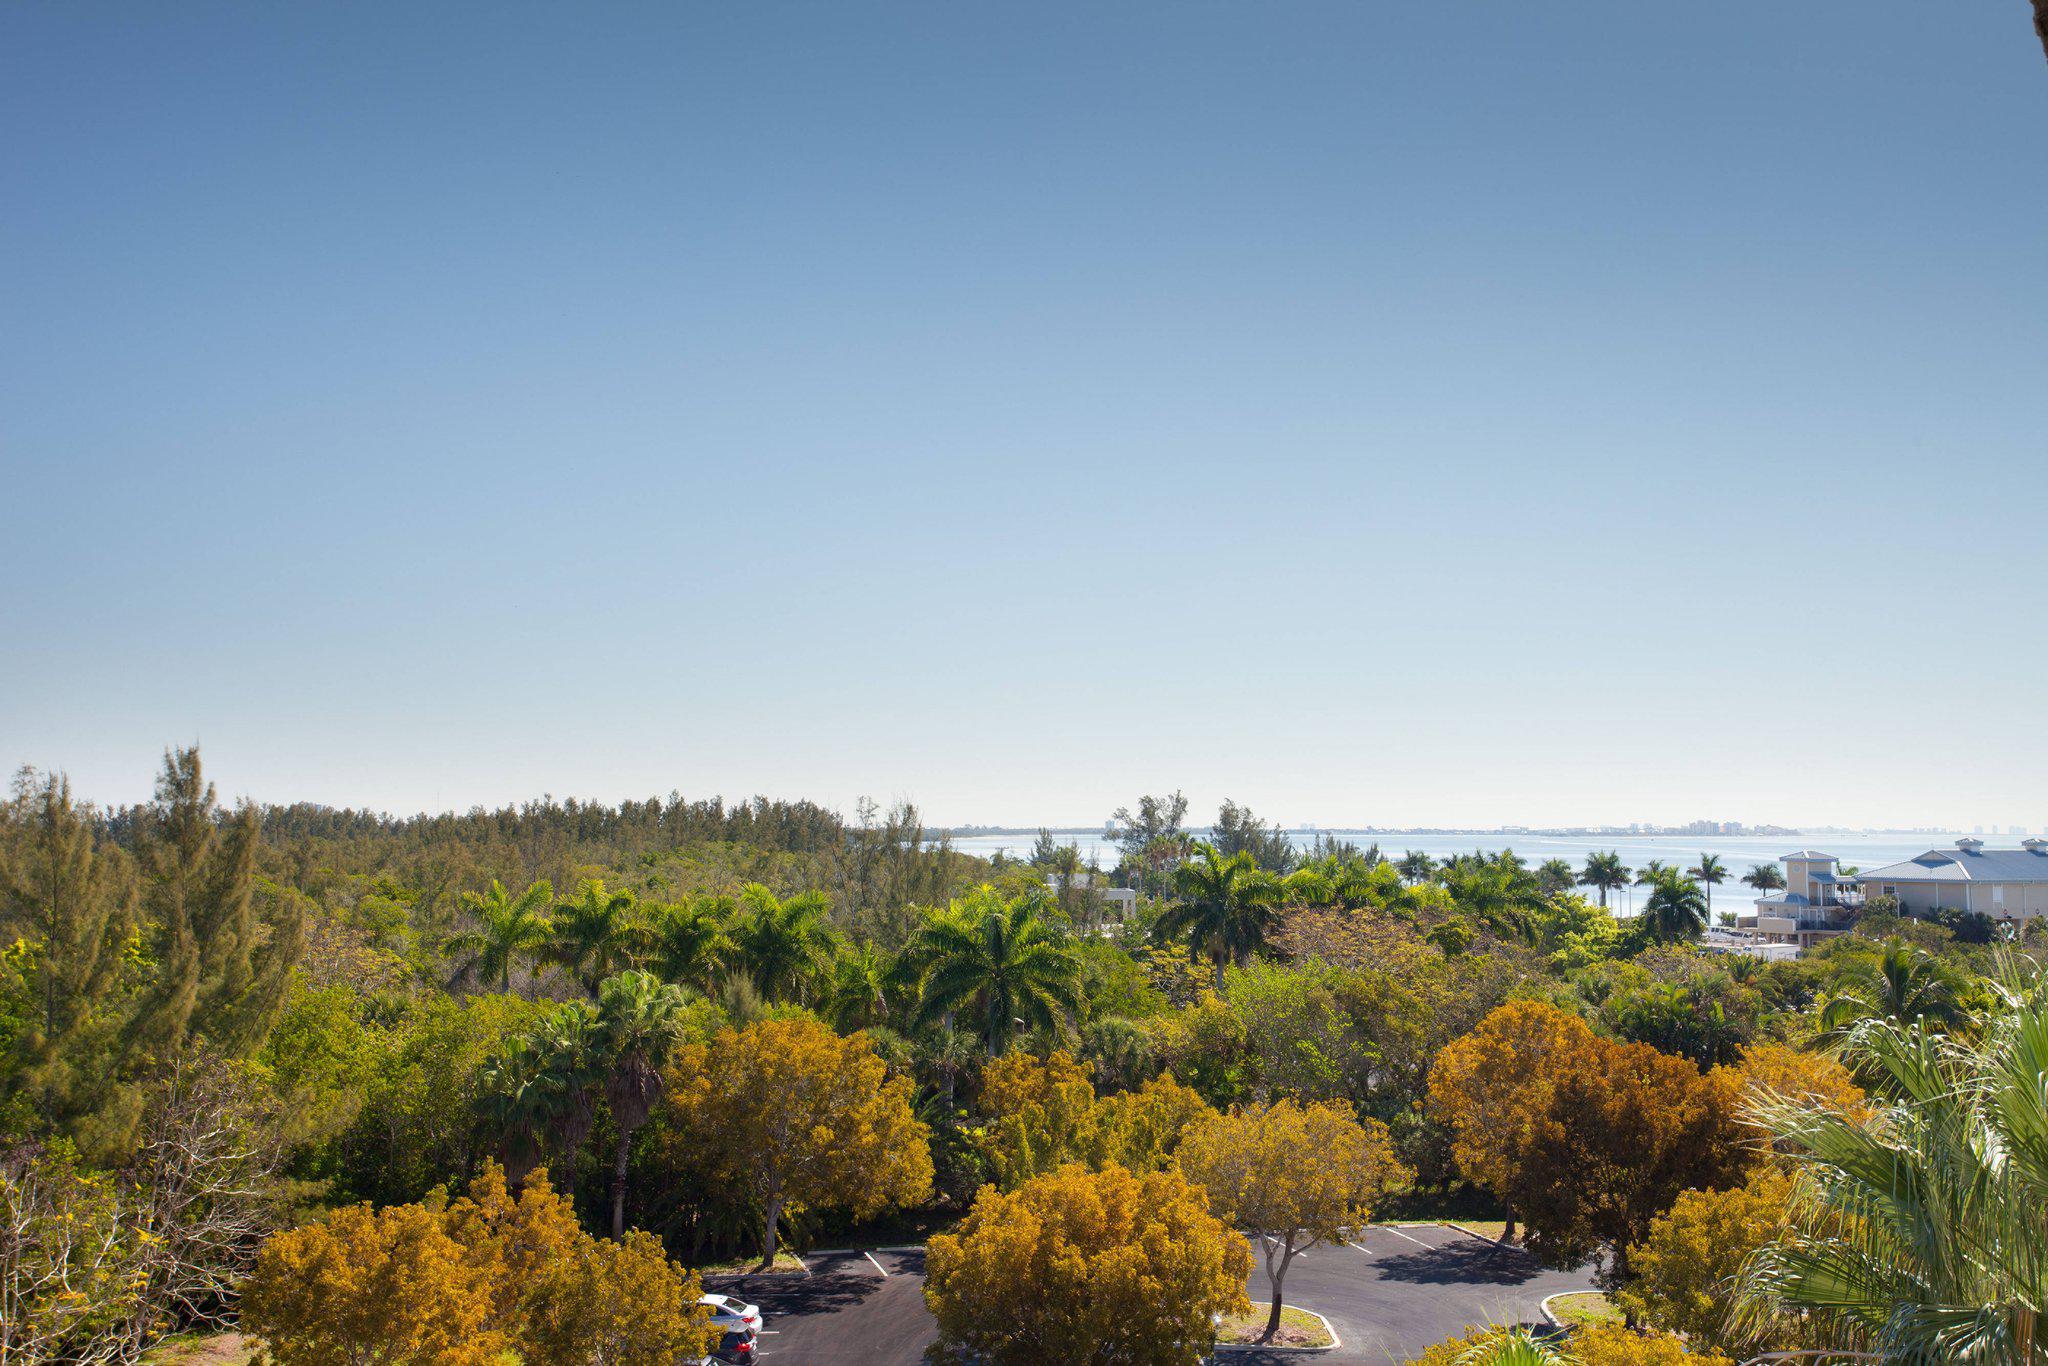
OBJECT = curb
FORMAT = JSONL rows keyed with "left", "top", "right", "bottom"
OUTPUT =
{"left": 1214, "top": 1305, "right": 1341, "bottom": 1354}
{"left": 1445, "top": 1221, "right": 1517, "bottom": 1248}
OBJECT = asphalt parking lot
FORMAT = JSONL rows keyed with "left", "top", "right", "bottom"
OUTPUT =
{"left": 1231, "top": 1223, "right": 1598, "bottom": 1363}
{"left": 704, "top": 1247, "right": 934, "bottom": 1365}
{"left": 702, "top": 1224, "right": 1595, "bottom": 1365}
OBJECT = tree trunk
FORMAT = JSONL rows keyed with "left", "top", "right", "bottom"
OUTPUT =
{"left": 1259, "top": 1239, "right": 1295, "bottom": 1344}
{"left": 1502, "top": 1205, "right": 1516, "bottom": 1243}
{"left": 611, "top": 1129, "right": 632, "bottom": 1239}
{"left": 1214, "top": 954, "right": 1228, "bottom": 993}
{"left": 2036, "top": 0, "right": 2048, "bottom": 64}
{"left": 760, "top": 1190, "right": 784, "bottom": 1271}
{"left": 1262, "top": 1290, "right": 1286, "bottom": 1343}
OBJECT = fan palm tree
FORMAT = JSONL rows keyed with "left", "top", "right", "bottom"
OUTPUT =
{"left": 1820, "top": 939, "right": 1976, "bottom": 1039}
{"left": 730, "top": 884, "right": 839, "bottom": 1003}
{"left": 1687, "top": 853, "right": 1729, "bottom": 917}
{"left": 908, "top": 890, "right": 1083, "bottom": 1056}
{"left": 593, "top": 968, "right": 693, "bottom": 1238}
{"left": 1742, "top": 863, "right": 1787, "bottom": 896}
{"left": 1577, "top": 851, "right": 1632, "bottom": 909}
{"left": 550, "top": 879, "right": 646, "bottom": 995}
{"left": 1736, "top": 966, "right": 2048, "bottom": 1361}
{"left": 646, "top": 895, "right": 731, "bottom": 993}
{"left": 448, "top": 878, "right": 554, "bottom": 992}
{"left": 1153, "top": 843, "right": 1283, "bottom": 990}
{"left": 494, "top": 1000, "right": 607, "bottom": 1199}
{"left": 1641, "top": 868, "right": 1709, "bottom": 942}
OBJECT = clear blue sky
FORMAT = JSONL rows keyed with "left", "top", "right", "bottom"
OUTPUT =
{"left": 4, "top": 2, "right": 2045, "bottom": 831}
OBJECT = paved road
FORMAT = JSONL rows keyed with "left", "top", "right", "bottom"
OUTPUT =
{"left": 703, "top": 1225, "right": 1594, "bottom": 1365}
{"left": 705, "top": 1247, "right": 934, "bottom": 1365}
{"left": 1230, "top": 1224, "right": 1597, "bottom": 1364}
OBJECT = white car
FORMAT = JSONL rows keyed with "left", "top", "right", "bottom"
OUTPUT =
{"left": 698, "top": 1293, "right": 762, "bottom": 1336}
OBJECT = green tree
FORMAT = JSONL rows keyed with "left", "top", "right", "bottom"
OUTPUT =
{"left": 1209, "top": 799, "right": 1296, "bottom": 874}
{"left": 448, "top": 879, "right": 553, "bottom": 992}
{"left": 1736, "top": 968, "right": 2048, "bottom": 1360}
{"left": 1579, "top": 851, "right": 1632, "bottom": 909}
{"left": 1740, "top": 863, "right": 1785, "bottom": 896}
{"left": 645, "top": 895, "right": 730, "bottom": 994}
{"left": 126, "top": 749, "right": 304, "bottom": 1087}
{"left": 908, "top": 890, "right": 1082, "bottom": 1056}
{"left": 1818, "top": 938, "right": 1975, "bottom": 1039}
{"left": 593, "top": 969, "right": 695, "bottom": 1238}
{"left": 548, "top": 880, "right": 644, "bottom": 996}
{"left": 1536, "top": 858, "right": 1578, "bottom": 897}
{"left": 1640, "top": 869, "right": 1708, "bottom": 943}
{"left": 1686, "top": 854, "right": 1728, "bottom": 917}
{"left": 0, "top": 770, "right": 137, "bottom": 1144}
{"left": 729, "top": 884, "right": 837, "bottom": 1003}
{"left": 1396, "top": 850, "right": 1438, "bottom": 884}
{"left": 1154, "top": 843, "right": 1282, "bottom": 991}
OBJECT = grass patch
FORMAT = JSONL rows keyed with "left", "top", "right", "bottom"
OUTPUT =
{"left": 1549, "top": 1292, "right": 1623, "bottom": 1328}
{"left": 1445, "top": 1219, "right": 1509, "bottom": 1242}
{"left": 142, "top": 1334, "right": 252, "bottom": 1366}
{"left": 691, "top": 1251, "right": 808, "bottom": 1275}
{"left": 1216, "top": 1304, "right": 1335, "bottom": 1349}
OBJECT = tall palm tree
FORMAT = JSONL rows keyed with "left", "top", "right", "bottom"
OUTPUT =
{"left": 1439, "top": 863, "right": 1542, "bottom": 943}
{"left": 1742, "top": 863, "right": 1787, "bottom": 896}
{"left": 550, "top": 879, "right": 646, "bottom": 995}
{"left": 593, "top": 968, "right": 693, "bottom": 1238}
{"left": 1641, "top": 868, "right": 1708, "bottom": 942}
{"left": 1153, "top": 843, "right": 1283, "bottom": 990}
{"left": 1535, "top": 858, "right": 1577, "bottom": 897}
{"left": 448, "top": 878, "right": 554, "bottom": 992}
{"left": 1737, "top": 967, "right": 2048, "bottom": 1361}
{"left": 730, "top": 884, "right": 838, "bottom": 1004}
{"left": 1396, "top": 850, "right": 1437, "bottom": 885}
{"left": 477, "top": 1034, "right": 555, "bottom": 1188}
{"left": 909, "top": 890, "right": 1082, "bottom": 1056}
{"left": 1820, "top": 939, "right": 1976, "bottom": 1039}
{"left": 1687, "top": 853, "right": 1728, "bottom": 918}
{"left": 1577, "top": 851, "right": 1631, "bottom": 909}
{"left": 647, "top": 895, "right": 731, "bottom": 994}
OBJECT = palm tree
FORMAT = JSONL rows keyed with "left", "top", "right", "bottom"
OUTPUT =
{"left": 448, "top": 878, "right": 554, "bottom": 992}
{"left": 1635, "top": 858, "right": 1671, "bottom": 885}
{"left": 1153, "top": 843, "right": 1283, "bottom": 990}
{"left": 1396, "top": 850, "right": 1437, "bottom": 884}
{"left": 1687, "top": 853, "right": 1728, "bottom": 917}
{"left": 550, "top": 879, "right": 646, "bottom": 995}
{"left": 1736, "top": 967, "right": 2048, "bottom": 1361}
{"left": 1819, "top": 939, "right": 1976, "bottom": 1039}
{"left": 1577, "top": 851, "right": 1631, "bottom": 909}
{"left": 593, "top": 968, "right": 693, "bottom": 1238}
{"left": 824, "top": 942, "right": 895, "bottom": 1032}
{"left": 1447, "top": 1329, "right": 1575, "bottom": 1365}
{"left": 1439, "top": 863, "right": 1542, "bottom": 943}
{"left": 1742, "top": 863, "right": 1787, "bottom": 896}
{"left": 647, "top": 895, "right": 731, "bottom": 993}
{"left": 494, "top": 1000, "right": 606, "bottom": 1199}
{"left": 908, "top": 890, "right": 1083, "bottom": 1056}
{"left": 1641, "top": 868, "right": 1708, "bottom": 942}
{"left": 730, "top": 884, "right": 839, "bottom": 1003}
{"left": 1535, "top": 858, "right": 1577, "bottom": 897}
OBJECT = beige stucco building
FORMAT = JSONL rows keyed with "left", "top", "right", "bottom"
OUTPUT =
{"left": 1856, "top": 838, "right": 2048, "bottom": 919}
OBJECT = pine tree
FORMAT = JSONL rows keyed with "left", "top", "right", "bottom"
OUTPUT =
{"left": 0, "top": 768, "right": 138, "bottom": 1140}
{"left": 126, "top": 748, "right": 302, "bottom": 1069}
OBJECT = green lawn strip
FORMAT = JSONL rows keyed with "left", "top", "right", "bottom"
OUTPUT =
{"left": 690, "top": 1250, "right": 808, "bottom": 1274}
{"left": 1215, "top": 1303, "right": 1336, "bottom": 1349}
{"left": 1548, "top": 1292, "right": 1623, "bottom": 1328}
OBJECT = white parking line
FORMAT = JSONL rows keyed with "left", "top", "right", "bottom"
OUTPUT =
{"left": 864, "top": 1251, "right": 889, "bottom": 1277}
{"left": 1379, "top": 1224, "right": 1433, "bottom": 1248}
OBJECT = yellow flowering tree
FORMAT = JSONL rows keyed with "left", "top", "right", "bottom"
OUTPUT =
{"left": 1616, "top": 1166, "right": 1796, "bottom": 1355}
{"left": 1177, "top": 1099, "right": 1404, "bottom": 1344}
{"left": 925, "top": 1162, "right": 1250, "bottom": 1365}
{"left": 240, "top": 1164, "right": 718, "bottom": 1365}
{"left": 684, "top": 1016, "right": 932, "bottom": 1267}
